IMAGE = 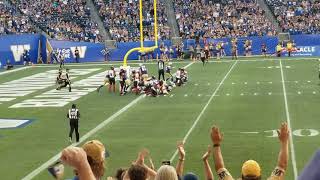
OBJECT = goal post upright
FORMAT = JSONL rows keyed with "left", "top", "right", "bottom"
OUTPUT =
{"left": 122, "top": 0, "right": 159, "bottom": 67}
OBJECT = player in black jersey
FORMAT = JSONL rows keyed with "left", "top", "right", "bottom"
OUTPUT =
{"left": 56, "top": 69, "right": 72, "bottom": 92}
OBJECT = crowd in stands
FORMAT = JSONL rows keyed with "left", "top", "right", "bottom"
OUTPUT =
{"left": 12, "top": 0, "right": 102, "bottom": 42}
{"left": 1, "top": 0, "right": 320, "bottom": 42}
{"left": 57, "top": 122, "right": 290, "bottom": 180}
{"left": 174, "top": 0, "right": 277, "bottom": 39}
{"left": 0, "top": 1, "right": 36, "bottom": 35}
{"left": 266, "top": 0, "right": 320, "bottom": 35}
{"left": 94, "top": 0, "right": 171, "bottom": 42}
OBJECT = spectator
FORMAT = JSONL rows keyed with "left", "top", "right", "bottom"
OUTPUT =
{"left": 266, "top": 0, "right": 320, "bottom": 35}
{"left": 60, "top": 146, "right": 96, "bottom": 180}
{"left": 128, "top": 164, "right": 148, "bottom": 180}
{"left": 94, "top": 0, "right": 171, "bottom": 42}
{"left": 0, "top": 2, "right": 36, "bottom": 35}
{"left": 155, "top": 165, "right": 178, "bottom": 180}
{"left": 14, "top": 0, "right": 102, "bottom": 42}
{"left": 174, "top": 0, "right": 276, "bottom": 40}
{"left": 210, "top": 123, "right": 289, "bottom": 180}
{"left": 81, "top": 140, "right": 106, "bottom": 179}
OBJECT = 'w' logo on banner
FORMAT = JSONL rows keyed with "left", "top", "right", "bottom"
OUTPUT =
{"left": 70, "top": 46, "right": 87, "bottom": 58}
{"left": 10, "top": 45, "right": 31, "bottom": 62}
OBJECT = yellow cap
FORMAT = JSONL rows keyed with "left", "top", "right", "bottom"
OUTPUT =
{"left": 242, "top": 160, "right": 261, "bottom": 177}
{"left": 82, "top": 140, "right": 105, "bottom": 162}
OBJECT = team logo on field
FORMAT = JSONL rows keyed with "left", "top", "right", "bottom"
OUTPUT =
{"left": 10, "top": 44, "right": 31, "bottom": 62}
{"left": 0, "top": 119, "right": 32, "bottom": 129}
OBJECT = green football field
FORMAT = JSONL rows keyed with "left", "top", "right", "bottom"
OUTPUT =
{"left": 1, "top": 57, "right": 320, "bottom": 180}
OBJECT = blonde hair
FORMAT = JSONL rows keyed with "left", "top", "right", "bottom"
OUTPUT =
{"left": 155, "top": 165, "right": 178, "bottom": 180}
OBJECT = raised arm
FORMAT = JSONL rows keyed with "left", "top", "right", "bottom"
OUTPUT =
{"left": 210, "top": 126, "right": 225, "bottom": 171}
{"left": 176, "top": 141, "right": 186, "bottom": 177}
{"left": 135, "top": 149, "right": 157, "bottom": 178}
{"left": 276, "top": 122, "right": 289, "bottom": 170}
{"left": 60, "top": 147, "right": 96, "bottom": 180}
{"left": 202, "top": 145, "right": 214, "bottom": 180}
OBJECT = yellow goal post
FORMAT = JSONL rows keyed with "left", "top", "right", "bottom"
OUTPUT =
{"left": 122, "top": 0, "right": 159, "bottom": 66}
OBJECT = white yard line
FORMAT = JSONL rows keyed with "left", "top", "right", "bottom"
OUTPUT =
{"left": 170, "top": 60, "right": 238, "bottom": 162}
{"left": 0, "top": 66, "right": 32, "bottom": 76}
{"left": 22, "top": 61, "right": 194, "bottom": 180}
{"left": 279, "top": 60, "right": 298, "bottom": 179}
{"left": 240, "top": 132, "right": 259, "bottom": 134}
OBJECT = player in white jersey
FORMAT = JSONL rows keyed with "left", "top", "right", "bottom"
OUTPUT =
{"left": 132, "top": 70, "right": 141, "bottom": 94}
{"left": 175, "top": 68, "right": 182, "bottom": 86}
{"left": 97, "top": 66, "right": 116, "bottom": 93}
{"left": 139, "top": 64, "right": 148, "bottom": 82}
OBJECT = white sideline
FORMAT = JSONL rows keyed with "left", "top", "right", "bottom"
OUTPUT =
{"left": 170, "top": 60, "right": 238, "bottom": 162}
{"left": 0, "top": 66, "right": 31, "bottom": 76}
{"left": 22, "top": 61, "right": 194, "bottom": 180}
{"left": 279, "top": 60, "right": 298, "bottom": 179}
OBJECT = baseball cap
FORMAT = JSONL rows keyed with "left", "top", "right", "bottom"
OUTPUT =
{"left": 82, "top": 140, "right": 107, "bottom": 162}
{"left": 183, "top": 172, "right": 199, "bottom": 180}
{"left": 242, "top": 160, "right": 261, "bottom": 177}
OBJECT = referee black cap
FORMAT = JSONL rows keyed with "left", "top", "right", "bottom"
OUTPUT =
{"left": 72, "top": 104, "right": 76, "bottom": 108}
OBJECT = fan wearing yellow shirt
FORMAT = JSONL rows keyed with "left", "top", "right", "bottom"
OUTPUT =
{"left": 276, "top": 43, "right": 283, "bottom": 57}
{"left": 287, "top": 41, "right": 293, "bottom": 57}
{"left": 210, "top": 122, "right": 289, "bottom": 180}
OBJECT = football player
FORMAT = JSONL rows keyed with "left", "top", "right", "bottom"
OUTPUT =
{"left": 56, "top": 69, "right": 72, "bottom": 92}
{"left": 140, "top": 64, "right": 148, "bottom": 82}
{"left": 175, "top": 68, "right": 182, "bottom": 86}
{"left": 119, "top": 68, "right": 128, "bottom": 96}
{"left": 97, "top": 66, "right": 116, "bottom": 93}
{"left": 132, "top": 70, "right": 141, "bottom": 94}
{"left": 181, "top": 68, "right": 188, "bottom": 83}
{"left": 165, "top": 62, "right": 173, "bottom": 81}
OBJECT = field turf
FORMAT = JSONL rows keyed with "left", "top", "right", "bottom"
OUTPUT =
{"left": 0, "top": 57, "right": 319, "bottom": 180}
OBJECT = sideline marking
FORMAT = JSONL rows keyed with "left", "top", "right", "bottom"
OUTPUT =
{"left": 0, "top": 66, "right": 31, "bottom": 76}
{"left": 279, "top": 60, "right": 298, "bottom": 179}
{"left": 22, "top": 62, "right": 195, "bottom": 180}
{"left": 170, "top": 61, "right": 238, "bottom": 162}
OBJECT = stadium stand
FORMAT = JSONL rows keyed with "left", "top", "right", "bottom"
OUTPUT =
{"left": 93, "top": 0, "right": 171, "bottom": 42}
{"left": 0, "top": 1, "right": 36, "bottom": 35}
{"left": 266, "top": 0, "right": 320, "bottom": 35}
{"left": 173, "top": 0, "right": 277, "bottom": 39}
{"left": 11, "top": 0, "right": 102, "bottom": 42}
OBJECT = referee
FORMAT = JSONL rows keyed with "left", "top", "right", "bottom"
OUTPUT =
{"left": 158, "top": 59, "right": 165, "bottom": 80}
{"left": 67, "top": 104, "right": 80, "bottom": 143}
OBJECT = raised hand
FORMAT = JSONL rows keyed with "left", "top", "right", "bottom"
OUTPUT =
{"left": 202, "top": 145, "right": 212, "bottom": 161}
{"left": 135, "top": 148, "right": 149, "bottom": 165}
{"left": 177, "top": 141, "right": 185, "bottom": 159}
{"left": 210, "top": 126, "right": 223, "bottom": 145}
{"left": 277, "top": 122, "right": 289, "bottom": 144}
{"left": 60, "top": 147, "right": 88, "bottom": 170}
